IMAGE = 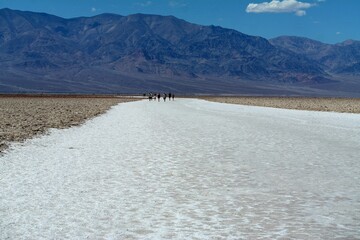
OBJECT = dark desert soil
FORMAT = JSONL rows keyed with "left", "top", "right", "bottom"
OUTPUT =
{"left": 0, "top": 96, "right": 139, "bottom": 152}
{"left": 202, "top": 97, "right": 360, "bottom": 113}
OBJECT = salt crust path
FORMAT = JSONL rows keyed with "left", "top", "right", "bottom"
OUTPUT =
{"left": 1, "top": 99, "right": 360, "bottom": 239}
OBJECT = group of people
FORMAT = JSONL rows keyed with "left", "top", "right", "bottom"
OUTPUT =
{"left": 148, "top": 92, "right": 175, "bottom": 102}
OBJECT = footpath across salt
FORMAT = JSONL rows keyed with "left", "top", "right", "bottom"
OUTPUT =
{"left": 1, "top": 99, "right": 359, "bottom": 239}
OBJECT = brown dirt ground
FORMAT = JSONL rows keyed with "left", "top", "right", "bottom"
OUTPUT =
{"left": 0, "top": 96, "right": 139, "bottom": 152}
{"left": 201, "top": 97, "right": 360, "bottom": 114}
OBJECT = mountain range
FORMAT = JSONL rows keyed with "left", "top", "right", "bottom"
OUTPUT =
{"left": 0, "top": 8, "right": 359, "bottom": 96}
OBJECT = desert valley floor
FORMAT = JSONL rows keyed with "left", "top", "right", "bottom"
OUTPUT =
{"left": 1, "top": 99, "right": 360, "bottom": 239}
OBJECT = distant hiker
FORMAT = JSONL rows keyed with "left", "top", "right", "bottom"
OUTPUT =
{"left": 172, "top": 94, "right": 175, "bottom": 101}
{"left": 157, "top": 93, "right": 161, "bottom": 102}
{"left": 148, "top": 93, "right": 152, "bottom": 101}
{"left": 168, "top": 93, "right": 172, "bottom": 100}
{"left": 163, "top": 93, "right": 167, "bottom": 102}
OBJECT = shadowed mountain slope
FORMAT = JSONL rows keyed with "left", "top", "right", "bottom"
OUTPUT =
{"left": 270, "top": 36, "right": 360, "bottom": 75}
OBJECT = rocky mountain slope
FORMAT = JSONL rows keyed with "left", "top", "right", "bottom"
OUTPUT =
{"left": 0, "top": 8, "right": 359, "bottom": 96}
{"left": 270, "top": 36, "right": 360, "bottom": 75}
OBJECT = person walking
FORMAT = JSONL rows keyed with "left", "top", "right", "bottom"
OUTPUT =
{"left": 163, "top": 93, "right": 167, "bottom": 102}
{"left": 172, "top": 93, "right": 175, "bottom": 101}
{"left": 168, "top": 92, "right": 172, "bottom": 100}
{"left": 157, "top": 93, "right": 160, "bottom": 102}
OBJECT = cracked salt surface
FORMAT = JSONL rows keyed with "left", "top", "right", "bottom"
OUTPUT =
{"left": 1, "top": 99, "right": 360, "bottom": 239}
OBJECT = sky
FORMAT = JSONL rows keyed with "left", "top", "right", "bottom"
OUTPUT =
{"left": 0, "top": 0, "right": 359, "bottom": 44}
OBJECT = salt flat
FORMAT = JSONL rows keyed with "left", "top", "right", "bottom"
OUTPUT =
{"left": 1, "top": 99, "right": 359, "bottom": 239}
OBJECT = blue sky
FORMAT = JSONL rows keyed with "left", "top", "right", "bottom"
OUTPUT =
{"left": 0, "top": 0, "right": 359, "bottom": 44}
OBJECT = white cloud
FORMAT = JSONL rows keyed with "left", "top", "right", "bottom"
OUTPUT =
{"left": 91, "top": 7, "right": 97, "bottom": 12}
{"left": 295, "top": 10, "right": 306, "bottom": 16}
{"left": 169, "top": 0, "right": 187, "bottom": 8}
{"left": 336, "top": 32, "right": 341, "bottom": 35}
{"left": 136, "top": 1, "right": 153, "bottom": 7}
{"left": 246, "top": 0, "right": 314, "bottom": 16}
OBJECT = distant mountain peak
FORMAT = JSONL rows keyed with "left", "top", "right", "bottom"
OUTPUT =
{"left": 337, "top": 39, "right": 358, "bottom": 46}
{"left": 93, "top": 13, "right": 123, "bottom": 18}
